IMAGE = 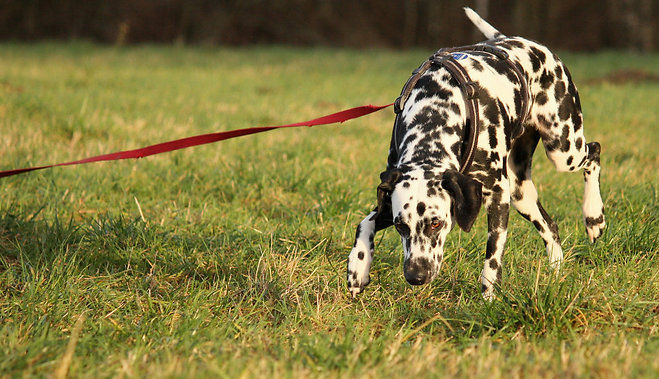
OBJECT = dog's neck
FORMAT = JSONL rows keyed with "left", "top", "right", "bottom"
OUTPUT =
{"left": 394, "top": 90, "right": 469, "bottom": 174}
{"left": 397, "top": 159, "right": 457, "bottom": 181}
{"left": 398, "top": 151, "right": 462, "bottom": 175}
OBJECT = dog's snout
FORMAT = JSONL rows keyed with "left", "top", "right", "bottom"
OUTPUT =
{"left": 404, "top": 257, "right": 433, "bottom": 285}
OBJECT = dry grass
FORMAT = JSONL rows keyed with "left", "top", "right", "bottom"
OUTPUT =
{"left": 0, "top": 42, "right": 657, "bottom": 377}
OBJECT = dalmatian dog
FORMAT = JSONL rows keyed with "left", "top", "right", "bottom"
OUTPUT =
{"left": 346, "top": 8, "right": 606, "bottom": 300}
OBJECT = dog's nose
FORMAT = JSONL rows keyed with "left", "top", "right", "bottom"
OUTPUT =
{"left": 404, "top": 257, "right": 433, "bottom": 285}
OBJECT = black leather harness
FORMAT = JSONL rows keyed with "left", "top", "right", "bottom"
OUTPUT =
{"left": 393, "top": 43, "right": 530, "bottom": 174}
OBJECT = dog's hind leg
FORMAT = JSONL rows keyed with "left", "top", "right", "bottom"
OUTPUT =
{"left": 543, "top": 137, "right": 605, "bottom": 243}
{"left": 347, "top": 208, "right": 392, "bottom": 297}
{"left": 581, "top": 142, "right": 605, "bottom": 242}
{"left": 509, "top": 129, "right": 563, "bottom": 267}
{"left": 531, "top": 63, "right": 605, "bottom": 242}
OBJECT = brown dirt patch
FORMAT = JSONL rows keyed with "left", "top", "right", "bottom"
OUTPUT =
{"left": 584, "top": 69, "right": 659, "bottom": 86}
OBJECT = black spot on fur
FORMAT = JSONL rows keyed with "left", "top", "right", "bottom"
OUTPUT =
{"left": 416, "top": 202, "right": 426, "bottom": 216}
{"left": 488, "top": 126, "right": 498, "bottom": 149}
{"left": 554, "top": 81, "right": 566, "bottom": 101}
{"left": 479, "top": 87, "right": 503, "bottom": 126}
{"left": 353, "top": 224, "right": 361, "bottom": 247}
{"left": 496, "top": 99, "right": 514, "bottom": 149}
{"left": 529, "top": 51, "right": 541, "bottom": 72}
{"left": 531, "top": 47, "right": 546, "bottom": 62}
{"left": 512, "top": 187, "right": 523, "bottom": 201}
{"left": 537, "top": 114, "right": 552, "bottom": 129}
{"left": 529, "top": 47, "right": 546, "bottom": 72}
{"left": 587, "top": 142, "right": 601, "bottom": 163}
{"left": 540, "top": 70, "right": 554, "bottom": 89}
{"left": 402, "top": 181, "right": 410, "bottom": 188}
{"left": 532, "top": 220, "right": 545, "bottom": 233}
{"left": 473, "top": 171, "right": 495, "bottom": 190}
{"left": 507, "top": 40, "right": 525, "bottom": 49}
{"left": 482, "top": 55, "right": 517, "bottom": 82}
{"left": 564, "top": 69, "right": 583, "bottom": 130}
{"left": 513, "top": 88, "right": 522, "bottom": 117}
{"left": 558, "top": 95, "right": 575, "bottom": 121}
{"left": 502, "top": 156, "right": 508, "bottom": 178}
{"left": 518, "top": 211, "right": 531, "bottom": 221}
{"left": 578, "top": 155, "right": 588, "bottom": 168}
{"left": 560, "top": 125, "right": 571, "bottom": 152}
{"left": 358, "top": 251, "right": 364, "bottom": 260}
{"left": 572, "top": 110, "right": 582, "bottom": 132}
{"left": 404, "top": 203, "right": 409, "bottom": 209}
{"left": 450, "top": 141, "right": 461, "bottom": 157}
{"left": 489, "top": 259, "right": 499, "bottom": 270}
{"left": 487, "top": 203, "right": 509, "bottom": 232}
{"left": 485, "top": 233, "right": 498, "bottom": 259}
{"left": 585, "top": 215, "right": 604, "bottom": 227}
{"left": 567, "top": 156, "right": 573, "bottom": 165}
{"left": 413, "top": 75, "right": 452, "bottom": 102}
{"left": 538, "top": 202, "right": 560, "bottom": 241}
{"left": 536, "top": 92, "right": 548, "bottom": 105}
{"left": 575, "top": 137, "right": 583, "bottom": 150}
{"left": 471, "top": 59, "right": 484, "bottom": 71}
{"left": 545, "top": 137, "right": 560, "bottom": 152}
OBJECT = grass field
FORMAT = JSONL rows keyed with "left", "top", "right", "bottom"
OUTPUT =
{"left": 1, "top": 42, "right": 657, "bottom": 377}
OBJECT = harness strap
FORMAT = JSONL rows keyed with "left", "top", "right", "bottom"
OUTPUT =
{"left": 434, "top": 55, "right": 480, "bottom": 174}
{"left": 393, "top": 60, "right": 433, "bottom": 114}
{"left": 393, "top": 43, "right": 531, "bottom": 174}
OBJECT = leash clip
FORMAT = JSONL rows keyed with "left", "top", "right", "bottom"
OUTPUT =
{"left": 393, "top": 96, "right": 403, "bottom": 114}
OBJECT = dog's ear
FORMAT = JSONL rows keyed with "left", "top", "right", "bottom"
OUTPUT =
{"left": 441, "top": 171, "right": 483, "bottom": 232}
{"left": 376, "top": 168, "right": 403, "bottom": 217}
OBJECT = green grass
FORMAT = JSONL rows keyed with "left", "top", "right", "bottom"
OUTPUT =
{"left": 1, "top": 42, "right": 657, "bottom": 377}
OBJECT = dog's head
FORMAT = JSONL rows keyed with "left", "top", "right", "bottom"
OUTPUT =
{"left": 377, "top": 167, "right": 482, "bottom": 285}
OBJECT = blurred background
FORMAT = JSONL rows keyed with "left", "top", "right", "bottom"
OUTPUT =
{"left": 0, "top": 0, "right": 655, "bottom": 51}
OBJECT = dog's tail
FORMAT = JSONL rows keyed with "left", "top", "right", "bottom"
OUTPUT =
{"left": 463, "top": 7, "right": 505, "bottom": 39}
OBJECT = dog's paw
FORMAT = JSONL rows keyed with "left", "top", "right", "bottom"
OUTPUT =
{"left": 347, "top": 273, "right": 370, "bottom": 298}
{"left": 546, "top": 241, "right": 563, "bottom": 272}
{"left": 346, "top": 247, "right": 373, "bottom": 297}
{"left": 481, "top": 286, "right": 496, "bottom": 302}
{"left": 584, "top": 214, "right": 606, "bottom": 243}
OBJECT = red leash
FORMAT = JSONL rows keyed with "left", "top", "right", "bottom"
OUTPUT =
{"left": 0, "top": 103, "right": 392, "bottom": 179}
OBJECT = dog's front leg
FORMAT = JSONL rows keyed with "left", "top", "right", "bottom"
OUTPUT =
{"left": 480, "top": 187, "right": 510, "bottom": 301}
{"left": 347, "top": 209, "right": 392, "bottom": 297}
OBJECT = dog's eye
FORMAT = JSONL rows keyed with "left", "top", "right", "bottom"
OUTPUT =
{"left": 430, "top": 218, "right": 444, "bottom": 229}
